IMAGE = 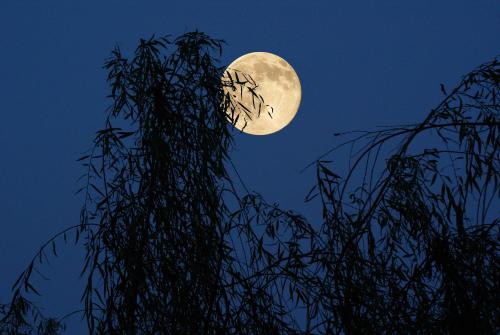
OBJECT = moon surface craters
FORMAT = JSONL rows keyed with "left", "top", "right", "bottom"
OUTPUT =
{"left": 252, "top": 60, "right": 296, "bottom": 91}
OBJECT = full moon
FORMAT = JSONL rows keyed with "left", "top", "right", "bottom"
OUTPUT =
{"left": 223, "top": 52, "right": 301, "bottom": 135}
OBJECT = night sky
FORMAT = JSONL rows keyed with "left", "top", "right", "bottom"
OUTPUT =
{"left": 1, "top": 1, "right": 499, "bottom": 333}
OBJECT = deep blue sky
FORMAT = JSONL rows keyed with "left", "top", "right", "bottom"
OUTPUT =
{"left": 1, "top": 1, "right": 498, "bottom": 333}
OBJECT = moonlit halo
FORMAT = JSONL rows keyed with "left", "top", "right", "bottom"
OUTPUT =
{"left": 223, "top": 52, "right": 302, "bottom": 135}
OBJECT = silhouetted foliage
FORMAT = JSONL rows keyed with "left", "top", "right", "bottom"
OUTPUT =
{"left": 301, "top": 57, "right": 500, "bottom": 334}
{"left": 1, "top": 32, "right": 499, "bottom": 334}
{"left": 1, "top": 32, "right": 312, "bottom": 334}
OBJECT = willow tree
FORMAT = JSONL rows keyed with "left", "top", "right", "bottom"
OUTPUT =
{"left": 1, "top": 32, "right": 313, "bottom": 334}
{"left": 303, "top": 57, "right": 500, "bottom": 334}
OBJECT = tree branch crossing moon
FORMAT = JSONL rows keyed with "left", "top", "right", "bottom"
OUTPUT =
{"left": 223, "top": 52, "right": 302, "bottom": 135}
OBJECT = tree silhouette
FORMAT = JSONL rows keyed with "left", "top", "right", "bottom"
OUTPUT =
{"left": 302, "top": 57, "right": 500, "bottom": 334}
{"left": 1, "top": 32, "right": 313, "bottom": 335}
{"left": 1, "top": 32, "right": 499, "bottom": 334}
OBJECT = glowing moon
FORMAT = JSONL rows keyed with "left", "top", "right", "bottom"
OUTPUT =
{"left": 223, "top": 52, "right": 301, "bottom": 135}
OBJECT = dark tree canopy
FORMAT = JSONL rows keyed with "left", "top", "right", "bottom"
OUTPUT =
{"left": 1, "top": 32, "right": 499, "bottom": 335}
{"left": 304, "top": 57, "right": 500, "bottom": 334}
